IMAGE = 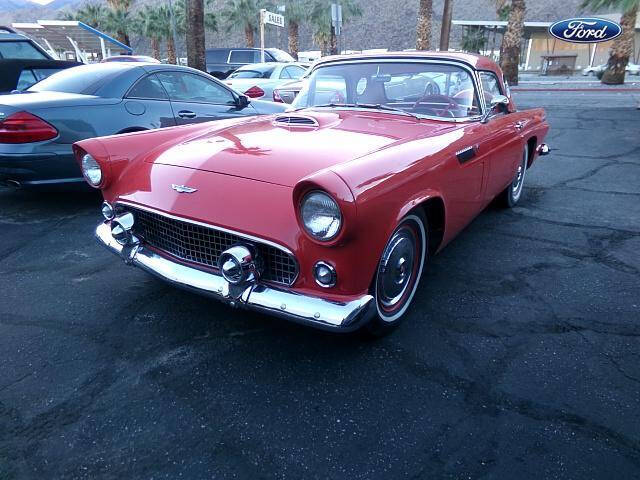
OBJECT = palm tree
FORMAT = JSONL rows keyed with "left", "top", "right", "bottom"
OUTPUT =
{"left": 310, "top": 0, "right": 361, "bottom": 55}
{"left": 186, "top": 0, "right": 206, "bottom": 71}
{"left": 461, "top": 26, "right": 487, "bottom": 54}
{"left": 157, "top": 3, "right": 185, "bottom": 64}
{"left": 77, "top": 3, "right": 107, "bottom": 29}
{"left": 282, "top": 0, "right": 309, "bottom": 59}
{"left": 582, "top": 0, "right": 639, "bottom": 84}
{"left": 496, "top": 0, "right": 525, "bottom": 85}
{"left": 135, "top": 5, "right": 163, "bottom": 60}
{"left": 416, "top": 0, "right": 432, "bottom": 50}
{"left": 104, "top": 5, "right": 134, "bottom": 46}
{"left": 222, "top": 0, "right": 262, "bottom": 48}
{"left": 58, "top": 3, "right": 107, "bottom": 29}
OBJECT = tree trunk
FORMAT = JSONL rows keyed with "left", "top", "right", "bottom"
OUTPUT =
{"left": 601, "top": 5, "right": 637, "bottom": 85}
{"left": 151, "top": 37, "right": 160, "bottom": 60}
{"left": 288, "top": 21, "right": 299, "bottom": 60}
{"left": 439, "top": 0, "right": 453, "bottom": 51}
{"left": 186, "top": 0, "right": 206, "bottom": 72}
{"left": 499, "top": 0, "right": 525, "bottom": 86}
{"left": 116, "top": 31, "right": 130, "bottom": 47}
{"left": 167, "top": 35, "right": 177, "bottom": 64}
{"left": 245, "top": 24, "right": 254, "bottom": 48}
{"left": 416, "top": 0, "right": 432, "bottom": 50}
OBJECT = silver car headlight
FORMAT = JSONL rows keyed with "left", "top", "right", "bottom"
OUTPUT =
{"left": 81, "top": 153, "right": 102, "bottom": 186}
{"left": 300, "top": 191, "right": 342, "bottom": 241}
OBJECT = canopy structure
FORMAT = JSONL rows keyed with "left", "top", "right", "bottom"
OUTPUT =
{"left": 11, "top": 20, "right": 132, "bottom": 62}
{"left": 452, "top": 16, "right": 640, "bottom": 71}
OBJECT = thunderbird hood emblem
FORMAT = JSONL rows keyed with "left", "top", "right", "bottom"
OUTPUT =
{"left": 171, "top": 184, "right": 197, "bottom": 193}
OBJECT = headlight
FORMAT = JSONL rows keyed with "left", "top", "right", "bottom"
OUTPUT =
{"left": 300, "top": 191, "right": 342, "bottom": 241}
{"left": 81, "top": 153, "right": 102, "bottom": 186}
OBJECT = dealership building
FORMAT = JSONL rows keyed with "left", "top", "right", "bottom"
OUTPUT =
{"left": 453, "top": 13, "right": 640, "bottom": 73}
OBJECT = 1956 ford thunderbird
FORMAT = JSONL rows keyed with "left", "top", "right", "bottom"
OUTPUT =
{"left": 74, "top": 52, "right": 549, "bottom": 335}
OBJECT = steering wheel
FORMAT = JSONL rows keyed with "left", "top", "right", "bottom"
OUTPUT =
{"left": 413, "top": 94, "right": 458, "bottom": 118}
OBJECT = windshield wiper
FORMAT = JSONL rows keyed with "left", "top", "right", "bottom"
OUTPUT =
{"left": 305, "top": 102, "right": 419, "bottom": 119}
{"left": 354, "top": 103, "right": 420, "bottom": 119}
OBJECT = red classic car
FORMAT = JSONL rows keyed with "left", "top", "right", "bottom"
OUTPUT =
{"left": 74, "top": 52, "right": 549, "bottom": 335}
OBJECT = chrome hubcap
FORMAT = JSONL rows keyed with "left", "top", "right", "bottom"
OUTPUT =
{"left": 378, "top": 227, "right": 416, "bottom": 309}
{"left": 511, "top": 152, "right": 527, "bottom": 200}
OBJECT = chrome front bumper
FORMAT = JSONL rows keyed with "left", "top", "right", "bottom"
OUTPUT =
{"left": 95, "top": 222, "right": 374, "bottom": 331}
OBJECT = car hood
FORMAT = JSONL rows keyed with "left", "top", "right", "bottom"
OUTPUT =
{"left": 147, "top": 109, "right": 461, "bottom": 187}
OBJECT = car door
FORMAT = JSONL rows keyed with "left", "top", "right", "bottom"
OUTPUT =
{"left": 124, "top": 73, "right": 177, "bottom": 129}
{"left": 477, "top": 71, "right": 525, "bottom": 200}
{"left": 156, "top": 70, "right": 249, "bottom": 125}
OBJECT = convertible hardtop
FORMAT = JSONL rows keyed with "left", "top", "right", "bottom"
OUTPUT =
{"left": 313, "top": 51, "right": 501, "bottom": 75}
{"left": 0, "top": 58, "right": 82, "bottom": 93}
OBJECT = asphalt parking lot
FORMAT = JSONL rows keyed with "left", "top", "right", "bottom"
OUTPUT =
{"left": 1, "top": 91, "right": 639, "bottom": 479}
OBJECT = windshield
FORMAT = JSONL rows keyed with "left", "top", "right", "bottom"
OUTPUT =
{"left": 28, "top": 64, "right": 124, "bottom": 94}
{"left": 230, "top": 66, "right": 276, "bottom": 79}
{"left": 267, "top": 48, "right": 295, "bottom": 63}
{"left": 291, "top": 61, "right": 481, "bottom": 120}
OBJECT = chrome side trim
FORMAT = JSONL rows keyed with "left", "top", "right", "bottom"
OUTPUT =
{"left": 95, "top": 222, "right": 374, "bottom": 331}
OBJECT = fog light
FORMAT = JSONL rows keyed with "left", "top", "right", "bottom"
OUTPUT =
{"left": 101, "top": 201, "right": 114, "bottom": 220}
{"left": 111, "top": 212, "right": 135, "bottom": 245}
{"left": 314, "top": 261, "right": 336, "bottom": 288}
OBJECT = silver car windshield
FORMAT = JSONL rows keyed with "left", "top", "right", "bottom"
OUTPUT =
{"left": 291, "top": 61, "right": 481, "bottom": 120}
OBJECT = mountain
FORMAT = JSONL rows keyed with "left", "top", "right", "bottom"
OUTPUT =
{"left": 1, "top": 0, "right": 598, "bottom": 55}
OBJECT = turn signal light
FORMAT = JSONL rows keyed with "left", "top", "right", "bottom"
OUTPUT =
{"left": 244, "top": 86, "right": 265, "bottom": 98}
{"left": 0, "top": 111, "right": 58, "bottom": 143}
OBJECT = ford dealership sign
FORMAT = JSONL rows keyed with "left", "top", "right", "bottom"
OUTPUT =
{"left": 549, "top": 18, "right": 622, "bottom": 43}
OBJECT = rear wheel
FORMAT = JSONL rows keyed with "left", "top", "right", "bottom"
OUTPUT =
{"left": 500, "top": 145, "right": 528, "bottom": 208}
{"left": 365, "top": 213, "right": 427, "bottom": 336}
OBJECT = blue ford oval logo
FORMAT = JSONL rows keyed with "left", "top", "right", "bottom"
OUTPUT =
{"left": 549, "top": 18, "right": 622, "bottom": 43}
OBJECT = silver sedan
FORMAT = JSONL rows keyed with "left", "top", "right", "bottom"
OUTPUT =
{"left": 224, "top": 62, "right": 308, "bottom": 102}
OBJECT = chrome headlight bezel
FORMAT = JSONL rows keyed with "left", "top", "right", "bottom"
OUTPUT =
{"left": 300, "top": 190, "right": 342, "bottom": 242}
{"left": 81, "top": 153, "right": 102, "bottom": 186}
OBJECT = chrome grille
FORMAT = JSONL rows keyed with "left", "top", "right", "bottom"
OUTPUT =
{"left": 127, "top": 207, "right": 298, "bottom": 286}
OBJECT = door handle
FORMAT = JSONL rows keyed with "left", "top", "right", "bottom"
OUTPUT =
{"left": 515, "top": 120, "right": 525, "bottom": 131}
{"left": 178, "top": 110, "right": 196, "bottom": 119}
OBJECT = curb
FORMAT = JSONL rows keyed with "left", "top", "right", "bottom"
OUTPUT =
{"left": 513, "top": 88, "right": 640, "bottom": 92}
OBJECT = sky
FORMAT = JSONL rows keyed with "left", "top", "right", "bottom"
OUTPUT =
{"left": 29, "top": 0, "right": 54, "bottom": 4}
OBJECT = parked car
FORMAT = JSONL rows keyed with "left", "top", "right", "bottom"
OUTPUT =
{"left": 225, "top": 62, "right": 307, "bottom": 101}
{"left": 0, "top": 30, "right": 80, "bottom": 93}
{"left": 0, "top": 29, "right": 52, "bottom": 60}
{"left": 582, "top": 62, "right": 640, "bottom": 76}
{"left": 102, "top": 55, "right": 160, "bottom": 63}
{"left": 0, "top": 62, "right": 285, "bottom": 188}
{"left": 0, "top": 58, "right": 81, "bottom": 94}
{"left": 205, "top": 47, "right": 295, "bottom": 79}
{"left": 273, "top": 78, "right": 307, "bottom": 103}
{"left": 77, "top": 52, "right": 549, "bottom": 335}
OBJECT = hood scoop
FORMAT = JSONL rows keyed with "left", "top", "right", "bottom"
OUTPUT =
{"left": 273, "top": 115, "right": 319, "bottom": 127}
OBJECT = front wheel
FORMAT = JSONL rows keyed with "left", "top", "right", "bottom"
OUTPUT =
{"left": 365, "top": 213, "right": 427, "bottom": 336}
{"left": 500, "top": 145, "right": 528, "bottom": 208}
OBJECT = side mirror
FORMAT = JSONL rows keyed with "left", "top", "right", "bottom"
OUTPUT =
{"left": 481, "top": 95, "right": 509, "bottom": 123}
{"left": 236, "top": 94, "right": 250, "bottom": 109}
